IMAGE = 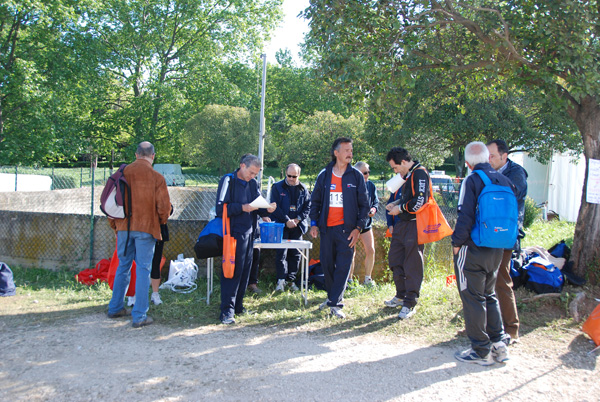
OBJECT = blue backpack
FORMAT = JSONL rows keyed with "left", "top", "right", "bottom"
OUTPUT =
{"left": 471, "top": 169, "right": 518, "bottom": 249}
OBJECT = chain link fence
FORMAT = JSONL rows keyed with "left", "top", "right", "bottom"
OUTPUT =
{"left": 0, "top": 166, "right": 461, "bottom": 281}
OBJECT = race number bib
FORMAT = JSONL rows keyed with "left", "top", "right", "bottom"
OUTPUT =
{"left": 329, "top": 192, "right": 343, "bottom": 208}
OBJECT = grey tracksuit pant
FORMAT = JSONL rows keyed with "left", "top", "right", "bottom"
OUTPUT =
{"left": 454, "top": 244, "right": 506, "bottom": 357}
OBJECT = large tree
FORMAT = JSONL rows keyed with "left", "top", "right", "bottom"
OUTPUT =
{"left": 84, "top": 0, "right": 282, "bottom": 160}
{"left": 0, "top": 0, "right": 92, "bottom": 164}
{"left": 304, "top": 1, "right": 600, "bottom": 281}
{"left": 364, "top": 73, "right": 580, "bottom": 177}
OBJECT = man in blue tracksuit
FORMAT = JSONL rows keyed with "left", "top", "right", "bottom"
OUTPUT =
{"left": 309, "top": 137, "right": 369, "bottom": 319}
{"left": 270, "top": 163, "right": 311, "bottom": 291}
{"left": 452, "top": 141, "right": 517, "bottom": 365}
{"left": 487, "top": 139, "right": 528, "bottom": 343}
{"left": 349, "top": 161, "right": 379, "bottom": 286}
{"left": 215, "top": 154, "right": 275, "bottom": 325}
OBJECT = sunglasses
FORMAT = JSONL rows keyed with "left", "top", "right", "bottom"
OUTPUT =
{"left": 287, "top": 175, "right": 298, "bottom": 178}
{"left": 362, "top": 171, "right": 370, "bottom": 176}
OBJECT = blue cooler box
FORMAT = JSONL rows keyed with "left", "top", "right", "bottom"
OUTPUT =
{"left": 260, "top": 222, "right": 284, "bottom": 243}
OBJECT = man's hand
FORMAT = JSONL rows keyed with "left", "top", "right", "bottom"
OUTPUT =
{"left": 368, "top": 207, "right": 376, "bottom": 217}
{"left": 310, "top": 226, "right": 319, "bottom": 238}
{"left": 453, "top": 246, "right": 460, "bottom": 255}
{"left": 267, "top": 202, "right": 277, "bottom": 213}
{"left": 347, "top": 228, "right": 360, "bottom": 248}
{"left": 387, "top": 205, "right": 401, "bottom": 216}
{"left": 286, "top": 219, "right": 297, "bottom": 229}
{"left": 242, "top": 204, "right": 258, "bottom": 213}
{"left": 262, "top": 217, "right": 271, "bottom": 223}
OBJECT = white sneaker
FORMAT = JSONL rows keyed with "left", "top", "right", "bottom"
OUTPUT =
{"left": 319, "top": 299, "right": 330, "bottom": 310}
{"left": 127, "top": 296, "right": 136, "bottom": 307}
{"left": 397, "top": 306, "right": 416, "bottom": 320}
{"left": 384, "top": 296, "right": 403, "bottom": 308}
{"left": 330, "top": 307, "right": 346, "bottom": 319}
{"left": 151, "top": 292, "right": 162, "bottom": 306}
{"left": 275, "top": 279, "right": 286, "bottom": 291}
{"left": 455, "top": 348, "right": 495, "bottom": 366}
{"left": 491, "top": 341, "right": 509, "bottom": 363}
{"left": 363, "top": 277, "right": 375, "bottom": 287}
{"left": 289, "top": 282, "right": 300, "bottom": 292}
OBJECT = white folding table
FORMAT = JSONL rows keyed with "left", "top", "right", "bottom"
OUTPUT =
{"left": 253, "top": 239, "right": 313, "bottom": 305}
{"left": 205, "top": 239, "right": 313, "bottom": 305}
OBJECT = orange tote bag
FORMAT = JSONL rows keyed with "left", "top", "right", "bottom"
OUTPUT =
{"left": 582, "top": 303, "right": 600, "bottom": 346}
{"left": 221, "top": 204, "right": 237, "bottom": 279}
{"left": 409, "top": 170, "right": 453, "bottom": 245}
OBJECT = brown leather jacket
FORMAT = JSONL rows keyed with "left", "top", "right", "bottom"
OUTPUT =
{"left": 110, "top": 158, "right": 171, "bottom": 240}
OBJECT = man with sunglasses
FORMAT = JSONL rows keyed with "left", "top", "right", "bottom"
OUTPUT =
{"left": 269, "top": 163, "right": 311, "bottom": 291}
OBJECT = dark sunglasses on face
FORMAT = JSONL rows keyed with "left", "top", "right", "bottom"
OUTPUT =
{"left": 287, "top": 175, "right": 298, "bottom": 178}
{"left": 362, "top": 171, "right": 370, "bottom": 176}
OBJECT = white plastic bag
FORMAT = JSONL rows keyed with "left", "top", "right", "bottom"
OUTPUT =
{"left": 160, "top": 254, "right": 198, "bottom": 293}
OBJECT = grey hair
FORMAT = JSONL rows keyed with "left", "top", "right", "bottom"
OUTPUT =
{"left": 286, "top": 163, "right": 301, "bottom": 174}
{"left": 136, "top": 141, "right": 155, "bottom": 157}
{"left": 354, "top": 161, "right": 369, "bottom": 170}
{"left": 240, "top": 154, "right": 261, "bottom": 169}
{"left": 465, "top": 141, "right": 490, "bottom": 167}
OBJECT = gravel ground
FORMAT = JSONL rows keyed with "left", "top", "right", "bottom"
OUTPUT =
{"left": 1, "top": 312, "right": 598, "bottom": 402}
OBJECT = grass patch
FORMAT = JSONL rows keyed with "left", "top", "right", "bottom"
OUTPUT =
{"left": 1, "top": 220, "right": 592, "bottom": 349}
{"left": 522, "top": 219, "right": 575, "bottom": 249}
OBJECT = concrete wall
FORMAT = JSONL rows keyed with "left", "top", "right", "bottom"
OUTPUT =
{"left": 0, "top": 210, "right": 206, "bottom": 272}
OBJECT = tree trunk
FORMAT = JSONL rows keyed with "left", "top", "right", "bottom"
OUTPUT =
{"left": 453, "top": 146, "right": 465, "bottom": 177}
{"left": 570, "top": 96, "right": 600, "bottom": 284}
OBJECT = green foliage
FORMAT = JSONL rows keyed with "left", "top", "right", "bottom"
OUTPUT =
{"left": 182, "top": 105, "right": 265, "bottom": 175}
{"left": 523, "top": 196, "right": 541, "bottom": 229}
{"left": 280, "top": 111, "right": 372, "bottom": 175}
{"left": 0, "top": 0, "right": 284, "bottom": 165}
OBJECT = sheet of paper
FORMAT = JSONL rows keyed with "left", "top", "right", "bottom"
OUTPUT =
{"left": 586, "top": 158, "right": 600, "bottom": 204}
{"left": 250, "top": 195, "right": 272, "bottom": 209}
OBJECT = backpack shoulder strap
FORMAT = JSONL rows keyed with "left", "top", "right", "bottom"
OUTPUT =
{"left": 474, "top": 169, "right": 491, "bottom": 186}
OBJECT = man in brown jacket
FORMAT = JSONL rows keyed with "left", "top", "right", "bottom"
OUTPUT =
{"left": 107, "top": 141, "right": 171, "bottom": 328}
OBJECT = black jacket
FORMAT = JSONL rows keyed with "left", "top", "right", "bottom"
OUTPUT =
{"left": 451, "top": 163, "right": 517, "bottom": 248}
{"left": 396, "top": 162, "right": 430, "bottom": 222}
{"left": 309, "top": 161, "right": 369, "bottom": 232}
{"left": 364, "top": 180, "right": 379, "bottom": 229}
{"left": 270, "top": 179, "right": 311, "bottom": 234}
{"left": 502, "top": 158, "right": 528, "bottom": 227}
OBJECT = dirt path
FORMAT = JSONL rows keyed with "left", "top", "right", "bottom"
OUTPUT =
{"left": 0, "top": 313, "right": 598, "bottom": 401}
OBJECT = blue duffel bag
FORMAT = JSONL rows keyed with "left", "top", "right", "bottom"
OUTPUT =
{"left": 523, "top": 256, "right": 564, "bottom": 294}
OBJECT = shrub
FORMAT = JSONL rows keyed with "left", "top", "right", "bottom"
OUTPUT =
{"left": 523, "top": 196, "right": 541, "bottom": 228}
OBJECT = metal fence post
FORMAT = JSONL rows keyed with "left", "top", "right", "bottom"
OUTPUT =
{"left": 89, "top": 166, "right": 95, "bottom": 267}
{"left": 14, "top": 166, "right": 17, "bottom": 191}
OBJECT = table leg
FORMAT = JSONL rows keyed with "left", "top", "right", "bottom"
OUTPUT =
{"left": 207, "top": 257, "right": 213, "bottom": 305}
{"left": 302, "top": 249, "right": 308, "bottom": 305}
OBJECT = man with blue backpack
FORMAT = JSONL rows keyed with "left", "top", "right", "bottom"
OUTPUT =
{"left": 487, "top": 139, "right": 528, "bottom": 344}
{"left": 452, "top": 141, "right": 518, "bottom": 366}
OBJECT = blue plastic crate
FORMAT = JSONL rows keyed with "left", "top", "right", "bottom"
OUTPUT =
{"left": 260, "top": 222, "right": 284, "bottom": 243}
